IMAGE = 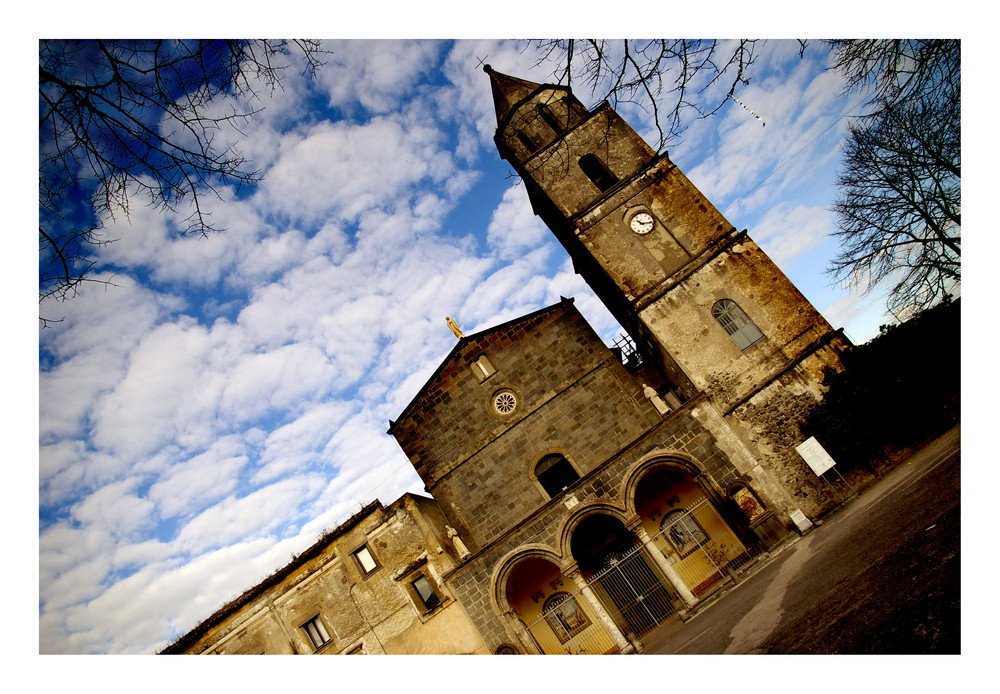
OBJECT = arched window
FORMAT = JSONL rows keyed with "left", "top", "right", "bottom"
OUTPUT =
{"left": 712, "top": 299, "right": 765, "bottom": 350}
{"left": 660, "top": 509, "right": 708, "bottom": 557}
{"left": 515, "top": 130, "right": 538, "bottom": 154}
{"left": 535, "top": 454, "right": 580, "bottom": 498}
{"left": 538, "top": 103, "right": 563, "bottom": 134}
{"left": 542, "top": 592, "right": 590, "bottom": 643}
{"left": 578, "top": 154, "right": 618, "bottom": 192}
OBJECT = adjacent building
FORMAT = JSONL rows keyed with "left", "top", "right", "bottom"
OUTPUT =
{"left": 161, "top": 495, "right": 487, "bottom": 654}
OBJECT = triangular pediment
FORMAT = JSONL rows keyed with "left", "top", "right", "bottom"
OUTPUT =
{"left": 388, "top": 298, "right": 575, "bottom": 434}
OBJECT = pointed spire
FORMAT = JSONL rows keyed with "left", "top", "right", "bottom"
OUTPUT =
{"left": 483, "top": 64, "right": 544, "bottom": 127}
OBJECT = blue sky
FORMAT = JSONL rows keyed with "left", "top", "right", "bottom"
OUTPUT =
{"left": 33, "top": 34, "right": 967, "bottom": 659}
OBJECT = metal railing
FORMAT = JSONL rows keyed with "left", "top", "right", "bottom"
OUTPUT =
{"left": 652, "top": 499, "right": 756, "bottom": 598}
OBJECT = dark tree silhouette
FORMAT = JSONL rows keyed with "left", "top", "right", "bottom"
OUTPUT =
{"left": 39, "top": 39, "right": 325, "bottom": 315}
{"left": 826, "top": 39, "right": 960, "bottom": 317}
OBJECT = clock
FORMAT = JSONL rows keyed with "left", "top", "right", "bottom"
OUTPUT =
{"left": 629, "top": 212, "right": 655, "bottom": 234}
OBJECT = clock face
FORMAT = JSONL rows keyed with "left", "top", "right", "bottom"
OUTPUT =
{"left": 630, "top": 212, "right": 655, "bottom": 234}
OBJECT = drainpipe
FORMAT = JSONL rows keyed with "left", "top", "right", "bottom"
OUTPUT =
{"left": 267, "top": 603, "right": 300, "bottom": 654}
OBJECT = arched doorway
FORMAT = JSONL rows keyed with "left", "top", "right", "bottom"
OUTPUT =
{"left": 634, "top": 465, "right": 754, "bottom": 598}
{"left": 569, "top": 514, "right": 677, "bottom": 639}
{"left": 503, "top": 555, "right": 617, "bottom": 654}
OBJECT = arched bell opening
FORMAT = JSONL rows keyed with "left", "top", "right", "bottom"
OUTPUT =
{"left": 634, "top": 465, "right": 753, "bottom": 598}
{"left": 569, "top": 514, "right": 677, "bottom": 639}
{"left": 503, "top": 555, "right": 615, "bottom": 654}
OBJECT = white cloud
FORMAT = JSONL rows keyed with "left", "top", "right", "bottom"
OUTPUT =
{"left": 147, "top": 436, "right": 250, "bottom": 519}
{"left": 752, "top": 202, "right": 833, "bottom": 266}
{"left": 173, "top": 475, "right": 326, "bottom": 555}
{"left": 487, "top": 185, "right": 549, "bottom": 259}
{"left": 40, "top": 443, "right": 133, "bottom": 514}
{"left": 259, "top": 116, "right": 456, "bottom": 225}
{"left": 255, "top": 401, "right": 354, "bottom": 482}
{"left": 90, "top": 320, "right": 227, "bottom": 459}
{"left": 71, "top": 478, "right": 156, "bottom": 540}
{"left": 318, "top": 40, "right": 445, "bottom": 114}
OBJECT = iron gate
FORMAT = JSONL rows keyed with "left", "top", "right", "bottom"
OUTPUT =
{"left": 523, "top": 542, "right": 679, "bottom": 653}
{"left": 588, "top": 543, "right": 677, "bottom": 637}
{"left": 522, "top": 501, "right": 757, "bottom": 653}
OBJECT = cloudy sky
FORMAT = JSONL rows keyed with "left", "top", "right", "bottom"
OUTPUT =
{"left": 34, "top": 35, "right": 958, "bottom": 658}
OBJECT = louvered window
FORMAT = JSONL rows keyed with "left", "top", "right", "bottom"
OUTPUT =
{"left": 712, "top": 299, "right": 765, "bottom": 350}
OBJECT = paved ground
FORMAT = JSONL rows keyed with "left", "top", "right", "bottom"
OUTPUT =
{"left": 644, "top": 425, "right": 960, "bottom": 655}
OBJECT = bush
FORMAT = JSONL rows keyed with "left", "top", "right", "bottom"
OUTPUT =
{"left": 803, "top": 298, "right": 960, "bottom": 472}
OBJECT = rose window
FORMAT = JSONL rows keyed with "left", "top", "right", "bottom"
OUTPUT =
{"left": 492, "top": 390, "right": 517, "bottom": 415}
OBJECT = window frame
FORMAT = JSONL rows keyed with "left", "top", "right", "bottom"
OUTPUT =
{"left": 660, "top": 509, "right": 710, "bottom": 558}
{"left": 301, "top": 614, "right": 333, "bottom": 651}
{"left": 351, "top": 544, "right": 381, "bottom": 577}
{"left": 410, "top": 573, "right": 443, "bottom": 612}
{"left": 470, "top": 354, "right": 496, "bottom": 383}
{"left": 537, "top": 102, "right": 564, "bottom": 135}
{"left": 514, "top": 129, "right": 539, "bottom": 156}
{"left": 534, "top": 454, "right": 581, "bottom": 499}
{"left": 401, "top": 567, "right": 446, "bottom": 617}
{"left": 578, "top": 153, "right": 618, "bottom": 192}
{"left": 542, "top": 592, "right": 591, "bottom": 643}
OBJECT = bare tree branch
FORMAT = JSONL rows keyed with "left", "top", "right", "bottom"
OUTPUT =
{"left": 529, "top": 39, "right": 760, "bottom": 151}
{"left": 827, "top": 39, "right": 960, "bottom": 316}
{"left": 39, "top": 39, "right": 326, "bottom": 310}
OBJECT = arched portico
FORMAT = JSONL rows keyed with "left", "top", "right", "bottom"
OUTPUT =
{"left": 496, "top": 549, "right": 624, "bottom": 654}
{"left": 632, "top": 461, "right": 755, "bottom": 598}
{"left": 567, "top": 512, "right": 679, "bottom": 640}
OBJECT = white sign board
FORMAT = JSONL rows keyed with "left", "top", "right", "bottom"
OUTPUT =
{"left": 789, "top": 509, "right": 814, "bottom": 533}
{"left": 795, "top": 436, "right": 837, "bottom": 476}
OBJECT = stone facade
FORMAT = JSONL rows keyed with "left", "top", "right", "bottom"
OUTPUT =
{"left": 390, "top": 299, "right": 786, "bottom": 654}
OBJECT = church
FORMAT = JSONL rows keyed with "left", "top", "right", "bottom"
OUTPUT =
{"left": 163, "top": 66, "right": 849, "bottom": 655}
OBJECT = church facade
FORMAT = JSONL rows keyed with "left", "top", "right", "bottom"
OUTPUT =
{"left": 164, "top": 68, "right": 849, "bottom": 655}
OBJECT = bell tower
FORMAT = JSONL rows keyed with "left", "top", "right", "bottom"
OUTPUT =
{"left": 485, "top": 65, "right": 848, "bottom": 490}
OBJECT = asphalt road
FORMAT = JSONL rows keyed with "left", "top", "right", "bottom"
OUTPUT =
{"left": 646, "top": 425, "right": 961, "bottom": 655}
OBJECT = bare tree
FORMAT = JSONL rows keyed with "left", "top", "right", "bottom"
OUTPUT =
{"left": 826, "top": 39, "right": 960, "bottom": 316}
{"left": 39, "top": 39, "right": 325, "bottom": 315}
{"left": 529, "top": 39, "right": 761, "bottom": 151}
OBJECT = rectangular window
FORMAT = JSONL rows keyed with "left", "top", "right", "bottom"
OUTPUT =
{"left": 410, "top": 574, "right": 442, "bottom": 611}
{"left": 352, "top": 545, "right": 380, "bottom": 576}
{"left": 302, "top": 615, "right": 331, "bottom": 650}
{"left": 471, "top": 355, "right": 496, "bottom": 383}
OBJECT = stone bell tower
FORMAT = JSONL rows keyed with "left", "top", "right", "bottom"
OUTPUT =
{"left": 484, "top": 65, "right": 850, "bottom": 516}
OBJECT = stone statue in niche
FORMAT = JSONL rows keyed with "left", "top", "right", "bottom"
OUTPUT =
{"left": 446, "top": 525, "right": 471, "bottom": 560}
{"left": 642, "top": 383, "right": 670, "bottom": 415}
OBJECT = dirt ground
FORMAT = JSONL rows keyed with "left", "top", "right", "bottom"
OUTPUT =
{"left": 645, "top": 425, "right": 960, "bottom": 655}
